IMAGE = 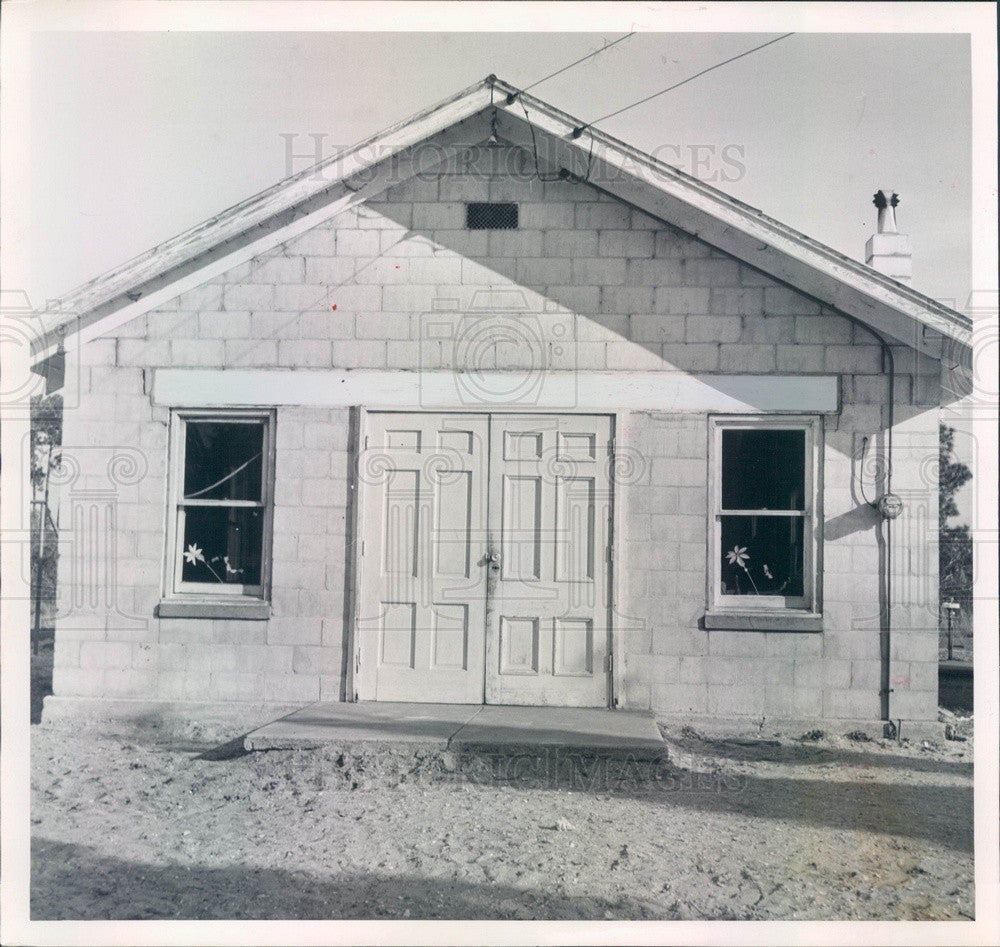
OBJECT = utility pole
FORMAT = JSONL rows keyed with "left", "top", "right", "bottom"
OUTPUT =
{"left": 943, "top": 599, "right": 961, "bottom": 661}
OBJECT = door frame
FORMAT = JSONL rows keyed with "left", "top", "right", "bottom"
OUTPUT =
{"left": 348, "top": 407, "right": 623, "bottom": 707}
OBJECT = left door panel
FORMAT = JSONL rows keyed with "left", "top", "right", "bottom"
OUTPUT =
{"left": 356, "top": 413, "right": 489, "bottom": 702}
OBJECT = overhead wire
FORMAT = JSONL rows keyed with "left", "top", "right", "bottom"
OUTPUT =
{"left": 519, "top": 31, "right": 636, "bottom": 94}
{"left": 496, "top": 32, "right": 633, "bottom": 183}
{"left": 502, "top": 32, "right": 793, "bottom": 189}
{"left": 574, "top": 32, "right": 795, "bottom": 135}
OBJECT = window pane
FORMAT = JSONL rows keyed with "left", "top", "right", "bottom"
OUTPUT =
{"left": 721, "top": 429, "right": 805, "bottom": 511}
{"left": 720, "top": 515, "right": 804, "bottom": 596}
{"left": 184, "top": 421, "right": 264, "bottom": 501}
{"left": 180, "top": 506, "right": 263, "bottom": 585}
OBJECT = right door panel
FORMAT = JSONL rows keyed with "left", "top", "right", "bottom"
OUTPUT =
{"left": 485, "top": 414, "right": 613, "bottom": 706}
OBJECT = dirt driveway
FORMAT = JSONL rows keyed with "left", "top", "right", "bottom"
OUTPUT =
{"left": 30, "top": 717, "right": 974, "bottom": 921}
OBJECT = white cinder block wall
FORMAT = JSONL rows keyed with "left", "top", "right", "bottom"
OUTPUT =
{"left": 51, "top": 144, "right": 942, "bottom": 722}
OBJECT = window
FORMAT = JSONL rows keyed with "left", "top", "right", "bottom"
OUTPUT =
{"left": 161, "top": 410, "right": 274, "bottom": 618}
{"left": 466, "top": 202, "right": 518, "bottom": 229}
{"left": 706, "top": 416, "right": 822, "bottom": 631}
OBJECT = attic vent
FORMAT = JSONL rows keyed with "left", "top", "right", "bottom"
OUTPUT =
{"left": 466, "top": 202, "right": 518, "bottom": 230}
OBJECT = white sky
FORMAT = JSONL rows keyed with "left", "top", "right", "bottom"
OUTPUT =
{"left": 26, "top": 30, "right": 971, "bottom": 309}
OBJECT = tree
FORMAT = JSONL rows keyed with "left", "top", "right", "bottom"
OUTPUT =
{"left": 938, "top": 423, "right": 973, "bottom": 642}
{"left": 30, "top": 393, "right": 63, "bottom": 642}
{"left": 939, "top": 423, "right": 972, "bottom": 523}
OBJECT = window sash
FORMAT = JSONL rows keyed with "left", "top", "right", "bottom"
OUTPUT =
{"left": 173, "top": 507, "right": 265, "bottom": 596}
{"left": 709, "top": 416, "right": 820, "bottom": 614}
{"left": 167, "top": 410, "right": 274, "bottom": 601}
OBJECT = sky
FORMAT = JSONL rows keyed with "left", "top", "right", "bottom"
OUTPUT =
{"left": 25, "top": 30, "right": 972, "bottom": 310}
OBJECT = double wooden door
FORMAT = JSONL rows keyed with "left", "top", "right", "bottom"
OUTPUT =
{"left": 356, "top": 412, "right": 613, "bottom": 706}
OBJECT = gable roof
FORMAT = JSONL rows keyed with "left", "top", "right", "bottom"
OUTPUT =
{"left": 32, "top": 75, "right": 971, "bottom": 365}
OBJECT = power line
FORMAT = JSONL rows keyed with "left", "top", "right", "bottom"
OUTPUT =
{"left": 573, "top": 32, "right": 794, "bottom": 135}
{"left": 488, "top": 31, "right": 636, "bottom": 109}
{"left": 498, "top": 34, "right": 633, "bottom": 182}
{"left": 520, "top": 32, "right": 636, "bottom": 95}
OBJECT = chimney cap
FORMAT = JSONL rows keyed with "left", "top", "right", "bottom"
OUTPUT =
{"left": 873, "top": 189, "right": 901, "bottom": 234}
{"left": 873, "top": 189, "right": 900, "bottom": 210}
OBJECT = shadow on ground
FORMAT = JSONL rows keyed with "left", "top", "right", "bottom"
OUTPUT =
{"left": 663, "top": 732, "right": 974, "bottom": 778}
{"left": 461, "top": 765, "right": 973, "bottom": 854}
{"left": 30, "top": 837, "right": 667, "bottom": 921}
{"left": 226, "top": 742, "right": 974, "bottom": 853}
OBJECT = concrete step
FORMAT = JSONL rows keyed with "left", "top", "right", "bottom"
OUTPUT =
{"left": 244, "top": 701, "right": 666, "bottom": 761}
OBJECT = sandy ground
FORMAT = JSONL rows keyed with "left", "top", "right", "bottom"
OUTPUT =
{"left": 30, "top": 713, "right": 974, "bottom": 921}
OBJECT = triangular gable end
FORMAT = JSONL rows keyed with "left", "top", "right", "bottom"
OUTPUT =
{"left": 32, "top": 76, "right": 971, "bottom": 368}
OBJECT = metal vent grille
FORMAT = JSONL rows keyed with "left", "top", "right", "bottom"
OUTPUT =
{"left": 466, "top": 202, "right": 518, "bottom": 230}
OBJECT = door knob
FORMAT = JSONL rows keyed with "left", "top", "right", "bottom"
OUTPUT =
{"left": 486, "top": 552, "right": 501, "bottom": 567}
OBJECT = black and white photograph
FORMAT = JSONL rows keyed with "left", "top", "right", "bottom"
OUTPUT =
{"left": 1, "top": 3, "right": 997, "bottom": 945}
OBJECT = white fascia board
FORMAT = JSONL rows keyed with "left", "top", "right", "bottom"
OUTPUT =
{"left": 152, "top": 369, "right": 840, "bottom": 414}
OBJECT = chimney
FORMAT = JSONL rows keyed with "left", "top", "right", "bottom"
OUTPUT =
{"left": 865, "top": 190, "right": 912, "bottom": 284}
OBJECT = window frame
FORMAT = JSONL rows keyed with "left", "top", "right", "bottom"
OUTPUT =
{"left": 705, "top": 414, "right": 823, "bottom": 630}
{"left": 163, "top": 408, "right": 276, "bottom": 606}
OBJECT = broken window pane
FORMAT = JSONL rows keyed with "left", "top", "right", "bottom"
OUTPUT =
{"left": 184, "top": 421, "right": 264, "bottom": 501}
{"left": 721, "top": 429, "right": 805, "bottom": 511}
{"left": 180, "top": 506, "right": 263, "bottom": 585}
{"left": 720, "top": 515, "right": 804, "bottom": 597}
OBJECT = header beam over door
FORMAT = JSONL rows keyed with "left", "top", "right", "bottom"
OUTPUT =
{"left": 152, "top": 369, "right": 840, "bottom": 414}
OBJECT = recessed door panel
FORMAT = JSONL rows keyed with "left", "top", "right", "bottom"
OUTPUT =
{"left": 502, "top": 475, "right": 542, "bottom": 580}
{"left": 553, "top": 618, "right": 594, "bottom": 676}
{"left": 499, "top": 616, "right": 540, "bottom": 675}
{"left": 383, "top": 470, "right": 419, "bottom": 576}
{"left": 431, "top": 604, "right": 469, "bottom": 670}
{"left": 434, "top": 470, "right": 473, "bottom": 578}
{"left": 379, "top": 602, "right": 416, "bottom": 667}
{"left": 556, "top": 476, "right": 596, "bottom": 582}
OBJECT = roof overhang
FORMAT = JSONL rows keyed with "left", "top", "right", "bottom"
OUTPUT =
{"left": 31, "top": 76, "right": 972, "bottom": 370}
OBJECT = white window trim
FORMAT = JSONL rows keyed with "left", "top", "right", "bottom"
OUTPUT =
{"left": 705, "top": 414, "right": 823, "bottom": 631}
{"left": 162, "top": 408, "right": 276, "bottom": 611}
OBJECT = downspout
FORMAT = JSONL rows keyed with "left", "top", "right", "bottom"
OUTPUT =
{"left": 839, "top": 314, "right": 898, "bottom": 724}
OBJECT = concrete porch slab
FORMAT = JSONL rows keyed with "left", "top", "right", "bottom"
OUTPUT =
{"left": 244, "top": 702, "right": 482, "bottom": 750}
{"left": 447, "top": 705, "right": 666, "bottom": 757}
{"left": 244, "top": 702, "right": 666, "bottom": 757}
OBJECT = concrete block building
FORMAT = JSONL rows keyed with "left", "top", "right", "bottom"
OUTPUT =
{"left": 33, "top": 77, "right": 971, "bottom": 731}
